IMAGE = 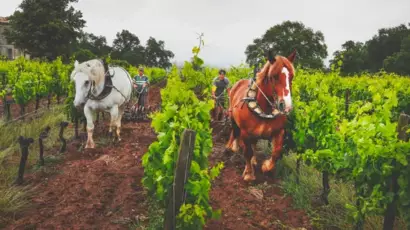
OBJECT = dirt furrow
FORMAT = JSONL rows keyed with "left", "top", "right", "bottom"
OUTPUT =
{"left": 5, "top": 81, "right": 311, "bottom": 230}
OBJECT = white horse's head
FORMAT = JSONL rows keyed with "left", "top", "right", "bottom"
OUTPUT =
{"left": 71, "top": 59, "right": 105, "bottom": 107}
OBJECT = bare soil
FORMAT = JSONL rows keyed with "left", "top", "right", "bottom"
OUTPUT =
{"left": 5, "top": 81, "right": 311, "bottom": 230}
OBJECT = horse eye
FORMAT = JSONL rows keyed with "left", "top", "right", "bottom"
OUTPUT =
{"left": 84, "top": 80, "right": 89, "bottom": 86}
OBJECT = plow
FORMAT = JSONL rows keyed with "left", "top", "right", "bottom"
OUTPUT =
{"left": 123, "top": 84, "right": 150, "bottom": 122}
{"left": 211, "top": 93, "right": 232, "bottom": 141}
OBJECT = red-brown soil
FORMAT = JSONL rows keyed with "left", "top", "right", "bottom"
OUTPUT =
{"left": 4, "top": 81, "right": 311, "bottom": 230}
{"left": 205, "top": 141, "right": 311, "bottom": 230}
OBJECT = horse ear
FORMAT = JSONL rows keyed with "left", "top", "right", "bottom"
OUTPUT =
{"left": 288, "top": 49, "right": 297, "bottom": 63}
{"left": 74, "top": 60, "right": 79, "bottom": 67}
{"left": 266, "top": 49, "right": 276, "bottom": 64}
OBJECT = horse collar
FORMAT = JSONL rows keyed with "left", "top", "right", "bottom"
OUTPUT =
{"left": 243, "top": 77, "right": 282, "bottom": 119}
{"left": 86, "top": 72, "right": 114, "bottom": 101}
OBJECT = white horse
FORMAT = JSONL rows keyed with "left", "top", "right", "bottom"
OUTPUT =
{"left": 71, "top": 59, "right": 133, "bottom": 148}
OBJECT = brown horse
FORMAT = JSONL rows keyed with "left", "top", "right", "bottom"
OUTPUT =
{"left": 226, "top": 49, "right": 297, "bottom": 181}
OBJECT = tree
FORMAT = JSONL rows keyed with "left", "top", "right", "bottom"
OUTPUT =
{"left": 72, "top": 49, "right": 97, "bottom": 63}
{"left": 111, "top": 30, "right": 145, "bottom": 66}
{"left": 383, "top": 35, "right": 410, "bottom": 76}
{"left": 144, "top": 37, "right": 174, "bottom": 68}
{"left": 4, "top": 0, "right": 86, "bottom": 60}
{"left": 329, "top": 41, "right": 368, "bottom": 76}
{"left": 245, "top": 21, "right": 328, "bottom": 69}
{"left": 74, "top": 32, "right": 111, "bottom": 57}
{"left": 365, "top": 24, "right": 410, "bottom": 72}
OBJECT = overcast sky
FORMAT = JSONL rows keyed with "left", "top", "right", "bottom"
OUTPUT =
{"left": 1, "top": 0, "right": 410, "bottom": 67}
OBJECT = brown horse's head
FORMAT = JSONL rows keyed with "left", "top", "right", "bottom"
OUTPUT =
{"left": 255, "top": 49, "right": 297, "bottom": 114}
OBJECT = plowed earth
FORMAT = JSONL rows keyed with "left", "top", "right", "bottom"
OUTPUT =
{"left": 5, "top": 81, "right": 311, "bottom": 230}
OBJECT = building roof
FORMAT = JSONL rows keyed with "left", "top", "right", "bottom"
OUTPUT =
{"left": 0, "top": 17, "right": 9, "bottom": 24}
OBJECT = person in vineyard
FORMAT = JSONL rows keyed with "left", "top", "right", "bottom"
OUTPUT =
{"left": 212, "top": 69, "right": 230, "bottom": 121}
{"left": 133, "top": 67, "right": 150, "bottom": 111}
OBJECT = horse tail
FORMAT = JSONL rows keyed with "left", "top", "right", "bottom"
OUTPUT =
{"left": 225, "top": 117, "right": 241, "bottom": 152}
{"left": 231, "top": 118, "right": 240, "bottom": 138}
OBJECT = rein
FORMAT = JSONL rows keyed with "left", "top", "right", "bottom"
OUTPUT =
{"left": 241, "top": 68, "right": 288, "bottom": 119}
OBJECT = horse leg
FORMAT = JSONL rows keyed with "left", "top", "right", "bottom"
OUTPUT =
{"left": 242, "top": 140, "right": 256, "bottom": 182}
{"left": 109, "top": 105, "right": 119, "bottom": 142}
{"left": 115, "top": 106, "right": 125, "bottom": 142}
{"left": 262, "top": 129, "right": 285, "bottom": 173}
{"left": 251, "top": 142, "right": 257, "bottom": 166}
{"left": 84, "top": 106, "right": 96, "bottom": 149}
{"left": 225, "top": 118, "right": 240, "bottom": 153}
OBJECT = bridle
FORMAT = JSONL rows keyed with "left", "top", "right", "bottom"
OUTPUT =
{"left": 242, "top": 66, "right": 291, "bottom": 119}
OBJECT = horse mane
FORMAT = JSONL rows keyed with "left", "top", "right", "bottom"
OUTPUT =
{"left": 71, "top": 59, "right": 105, "bottom": 85}
{"left": 256, "top": 55, "right": 294, "bottom": 83}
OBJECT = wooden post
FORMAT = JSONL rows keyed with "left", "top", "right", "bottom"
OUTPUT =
{"left": 355, "top": 182, "right": 365, "bottom": 230}
{"left": 38, "top": 126, "right": 50, "bottom": 166}
{"left": 19, "top": 104, "right": 25, "bottom": 120}
{"left": 59, "top": 122, "right": 69, "bottom": 153}
{"left": 14, "top": 136, "right": 34, "bottom": 185}
{"left": 383, "top": 113, "right": 409, "bottom": 230}
{"left": 296, "top": 156, "right": 301, "bottom": 184}
{"left": 164, "top": 129, "right": 196, "bottom": 230}
{"left": 35, "top": 94, "right": 40, "bottom": 113}
{"left": 321, "top": 171, "right": 330, "bottom": 205}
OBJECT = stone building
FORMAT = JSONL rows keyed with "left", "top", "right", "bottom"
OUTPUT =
{"left": 0, "top": 17, "right": 29, "bottom": 59}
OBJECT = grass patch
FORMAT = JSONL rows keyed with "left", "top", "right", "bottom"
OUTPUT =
{"left": 0, "top": 105, "right": 73, "bottom": 226}
{"left": 129, "top": 197, "right": 164, "bottom": 230}
{"left": 273, "top": 151, "right": 407, "bottom": 230}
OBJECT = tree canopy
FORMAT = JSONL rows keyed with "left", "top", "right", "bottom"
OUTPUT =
{"left": 4, "top": 1, "right": 175, "bottom": 68}
{"left": 3, "top": 1, "right": 410, "bottom": 75}
{"left": 329, "top": 41, "right": 368, "bottom": 76}
{"left": 5, "top": 0, "right": 86, "bottom": 60}
{"left": 245, "top": 21, "right": 328, "bottom": 69}
{"left": 330, "top": 23, "right": 410, "bottom": 76}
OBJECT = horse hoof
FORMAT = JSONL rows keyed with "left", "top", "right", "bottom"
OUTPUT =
{"left": 85, "top": 143, "right": 95, "bottom": 149}
{"left": 243, "top": 174, "right": 256, "bottom": 182}
{"left": 262, "top": 160, "right": 274, "bottom": 173}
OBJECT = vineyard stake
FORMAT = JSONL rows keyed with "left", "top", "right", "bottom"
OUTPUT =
{"left": 321, "top": 171, "right": 330, "bottom": 205}
{"left": 296, "top": 156, "right": 301, "bottom": 184}
{"left": 383, "top": 113, "right": 409, "bottom": 230}
{"left": 354, "top": 183, "right": 365, "bottom": 230}
{"left": 19, "top": 104, "right": 25, "bottom": 121}
{"left": 2, "top": 73, "right": 11, "bottom": 121}
{"left": 59, "top": 122, "right": 69, "bottom": 153}
{"left": 38, "top": 126, "right": 51, "bottom": 166}
{"left": 14, "top": 136, "right": 34, "bottom": 185}
{"left": 164, "top": 129, "right": 196, "bottom": 230}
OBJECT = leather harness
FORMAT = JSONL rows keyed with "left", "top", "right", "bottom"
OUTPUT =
{"left": 85, "top": 60, "right": 124, "bottom": 101}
